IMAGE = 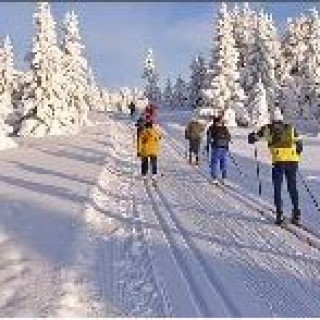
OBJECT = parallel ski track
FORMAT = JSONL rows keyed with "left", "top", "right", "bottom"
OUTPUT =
{"left": 122, "top": 118, "right": 320, "bottom": 316}
{"left": 160, "top": 139, "right": 320, "bottom": 315}
{"left": 127, "top": 118, "right": 239, "bottom": 317}
{"left": 130, "top": 177, "right": 171, "bottom": 316}
{"left": 161, "top": 127, "right": 320, "bottom": 252}
{"left": 144, "top": 179, "right": 240, "bottom": 317}
{"left": 115, "top": 121, "right": 172, "bottom": 317}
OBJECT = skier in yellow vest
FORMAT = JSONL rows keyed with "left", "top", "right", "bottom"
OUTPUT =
{"left": 138, "top": 120, "right": 161, "bottom": 180}
{"left": 248, "top": 109, "right": 303, "bottom": 226}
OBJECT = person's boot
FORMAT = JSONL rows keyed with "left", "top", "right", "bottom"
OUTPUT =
{"left": 195, "top": 155, "right": 199, "bottom": 166}
{"left": 188, "top": 154, "right": 192, "bottom": 165}
{"left": 275, "top": 211, "right": 284, "bottom": 226}
{"left": 291, "top": 209, "right": 301, "bottom": 226}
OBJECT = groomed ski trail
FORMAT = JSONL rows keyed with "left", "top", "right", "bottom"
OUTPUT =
{"left": 157, "top": 132, "right": 320, "bottom": 316}
{"left": 61, "top": 114, "right": 169, "bottom": 317}
{"left": 3, "top": 112, "right": 320, "bottom": 317}
{"left": 119, "top": 113, "right": 320, "bottom": 317}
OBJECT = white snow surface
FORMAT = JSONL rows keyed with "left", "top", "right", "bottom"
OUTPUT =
{"left": 0, "top": 110, "right": 320, "bottom": 317}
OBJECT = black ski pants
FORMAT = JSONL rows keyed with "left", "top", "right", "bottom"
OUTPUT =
{"left": 272, "top": 162, "right": 299, "bottom": 213}
{"left": 188, "top": 138, "right": 201, "bottom": 164}
{"left": 141, "top": 156, "right": 157, "bottom": 176}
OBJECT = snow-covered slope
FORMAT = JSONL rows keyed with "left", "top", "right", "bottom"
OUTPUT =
{"left": 0, "top": 110, "right": 320, "bottom": 317}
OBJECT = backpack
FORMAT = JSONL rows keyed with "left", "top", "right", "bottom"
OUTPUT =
{"left": 269, "top": 123, "right": 294, "bottom": 148}
{"left": 208, "top": 125, "right": 230, "bottom": 141}
{"left": 142, "top": 131, "right": 152, "bottom": 144}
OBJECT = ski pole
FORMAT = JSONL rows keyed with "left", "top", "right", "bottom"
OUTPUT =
{"left": 254, "top": 145, "right": 262, "bottom": 196}
{"left": 228, "top": 152, "right": 245, "bottom": 177}
{"left": 298, "top": 170, "right": 320, "bottom": 214}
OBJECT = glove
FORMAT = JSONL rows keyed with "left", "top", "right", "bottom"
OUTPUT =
{"left": 248, "top": 132, "right": 257, "bottom": 144}
{"left": 296, "top": 140, "right": 303, "bottom": 155}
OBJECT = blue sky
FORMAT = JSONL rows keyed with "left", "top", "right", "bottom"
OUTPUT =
{"left": 0, "top": 2, "right": 319, "bottom": 90}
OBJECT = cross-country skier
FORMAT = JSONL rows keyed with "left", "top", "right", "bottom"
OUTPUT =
{"left": 138, "top": 120, "right": 161, "bottom": 180}
{"left": 143, "top": 103, "right": 157, "bottom": 123}
{"left": 128, "top": 101, "right": 136, "bottom": 118}
{"left": 206, "top": 115, "right": 231, "bottom": 182}
{"left": 185, "top": 118, "right": 205, "bottom": 165}
{"left": 248, "top": 109, "right": 303, "bottom": 226}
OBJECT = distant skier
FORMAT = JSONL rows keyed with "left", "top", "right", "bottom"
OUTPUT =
{"left": 135, "top": 115, "right": 145, "bottom": 157}
{"left": 138, "top": 120, "right": 161, "bottom": 180}
{"left": 184, "top": 118, "right": 205, "bottom": 165}
{"left": 128, "top": 101, "right": 136, "bottom": 118}
{"left": 143, "top": 103, "right": 158, "bottom": 123}
{"left": 248, "top": 109, "right": 303, "bottom": 226}
{"left": 206, "top": 115, "right": 231, "bottom": 182}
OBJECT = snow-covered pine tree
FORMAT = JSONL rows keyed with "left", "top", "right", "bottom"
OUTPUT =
{"left": 279, "top": 9, "right": 320, "bottom": 134}
{"left": 247, "top": 78, "right": 270, "bottom": 127}
{"left": 100, "top": 87, "right": 111, "bottom": 112}
{"left": 19, "top": 2, "right": 69, "bottom": 137}
{"left": 0, "top": 36, "right": 17, "bottom": 149}
{"left": 11, "top": 70, "right": 25, "bottom": 134}
{"left": 61, "top": 10, "right": 90, "bottom": 129}
{"left": 278, "top": 73, "right": 302, "bottom": 123}
{"left": 142, "top": 48, "right": 161, "bottom": 106}
{"left": 232, "top": 3, "right": 256, "bottom": 76}
{"left": 242, "top": 10, "right": 281, "bottom": 113}
{"left": 207, "top": 3, "right": 247, "bottom": 124}
{"left": 281, "top": 16, "right": 308, "bottom": 79}
{"left": 278, "top": 16, "right": 309, "bottom": 128}
{"left": 188, "top": 54, "right": 207, "bottom": 109}
{"left": 162, "top": 78, "right": 173, "bottom": 109}
{"left": 86, "top": 67, "right": 102, "bottom": 112}
{"left": 301, "top": 8, "right": 320, "bottom": 124}
{"left": 172, "top": 75, "right": 188, "bottom": 109}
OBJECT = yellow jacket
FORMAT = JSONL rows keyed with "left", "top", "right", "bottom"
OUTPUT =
{"left": 258, "top": 123, "right": 301, "bottom": 163}
{"left": 138, "top": 126, "right": 161, "bottom": 157}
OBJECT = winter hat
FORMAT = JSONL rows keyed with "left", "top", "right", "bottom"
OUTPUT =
{"left": 272, "top": 108, "right": 283, "bottom": 122}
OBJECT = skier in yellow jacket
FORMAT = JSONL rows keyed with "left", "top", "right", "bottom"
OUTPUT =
{"left": 138, "top": 120, "right": 161, "bottom": 180}
{"left": 248, "top": 109, "right": 303, "bottom": 226}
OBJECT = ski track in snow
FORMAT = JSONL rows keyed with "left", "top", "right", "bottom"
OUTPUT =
{"left": 56, "top": 117, "right": 121, "bottom": 317}
{"left": 0, "top": 225, "right": 59, "bottom": 317}
{"left": 0, "top": 228, "right": 29, "bottom": 316}
{"left": 57, "top": 115, "right": 168, "bottom": 316}
{"left": 84, "top": 113, "right": 320, "bottom": 317}
{"left": 159, "top": 118, "right": 320, "bottom": 317}
{"left": 144, "top": 179, "right": 239, "bottom": 317}
{"left": 2, "top": 111, "right": 320, "bottom": 317}
{"left": 167, "top": 138, "right": 320, "bottom": 316}
{"left": 108, "top": 119, "right": 169, "bottom": 317}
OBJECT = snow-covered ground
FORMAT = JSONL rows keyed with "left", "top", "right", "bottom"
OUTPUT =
{"left": 161, "top": 111, "right": 320, "bottom": 235}
{"left": 1, "top": 110, "right": 320, "bottom": 317}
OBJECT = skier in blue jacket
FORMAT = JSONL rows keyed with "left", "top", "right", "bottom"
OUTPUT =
{"left": 206, "top": 116, "right": 231, "bottom": 182}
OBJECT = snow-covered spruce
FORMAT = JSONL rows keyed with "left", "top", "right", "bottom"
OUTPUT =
{"left": 162, "top": 78, "right": 173, "bottom": 109}
{"left": 0, "top": 36, "right": 17, "bottom": 149}
{"left": 86, "top": 67, "right": 102, "bottom": 114}
{"left": 142, "top": 48, "right": 161, "bottom": 106}
{"left": 172, "top": 75, "right": 189, "bottom": 110}
{"left": 239, "top": 9, "right": 281, "bottom": 110}
{"left": 188, "top": 54, "right": 207, "bottom": 110}
{"left": 61, "top": 10, "right": 91, "bottom": 130}
{"left": 18, "top": 2, "right": 70, "bottom": 137}
{"left": 205, "top": 3, "right": 247, "bottom": 124}
{"left": 279, "top": 9, "right": 320, "bottom": 134}
{"left": 247, "top": 78, "right": 270, "bottom": 128}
